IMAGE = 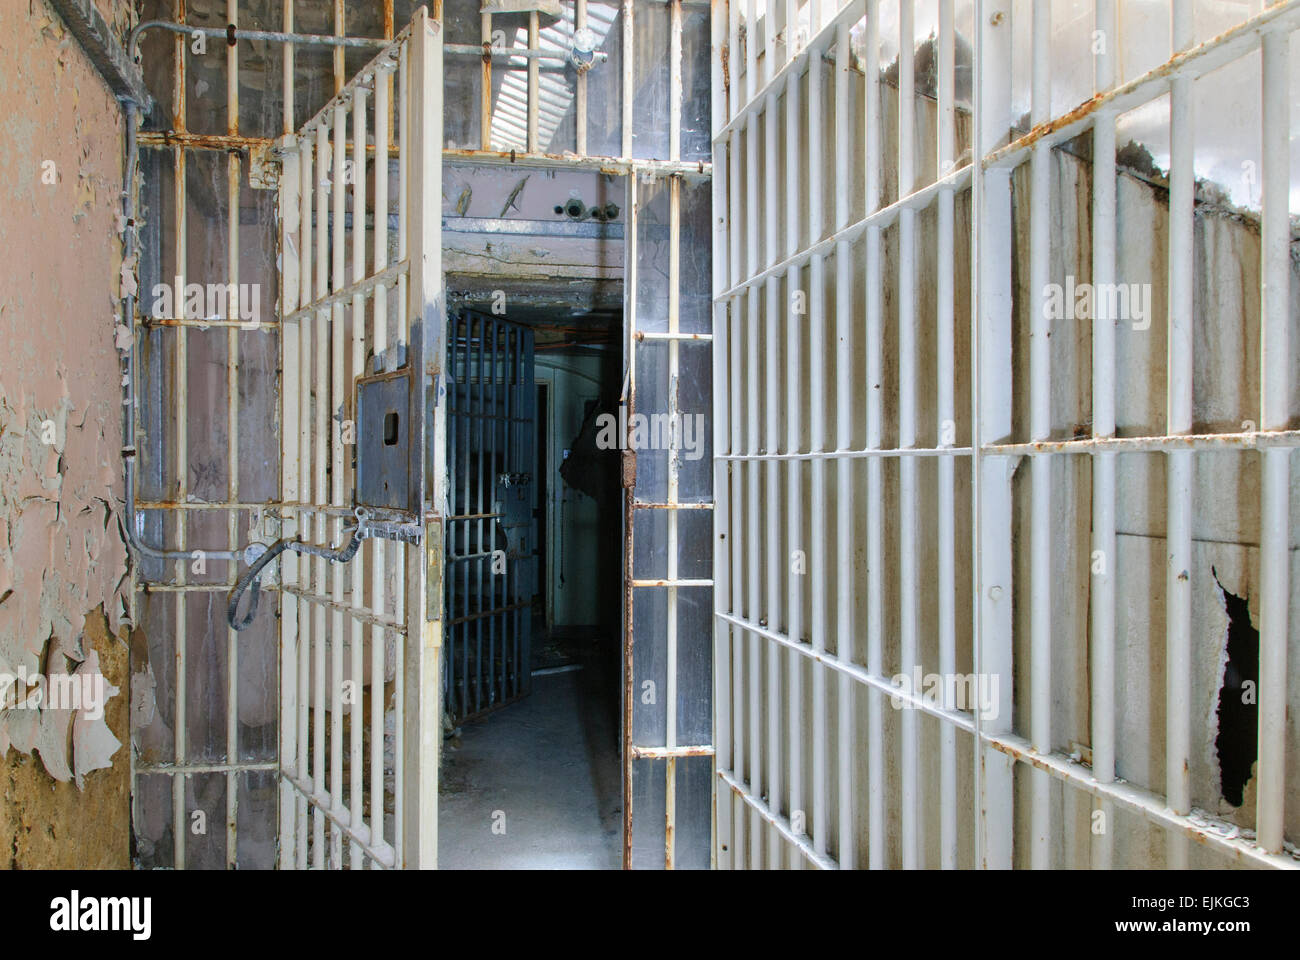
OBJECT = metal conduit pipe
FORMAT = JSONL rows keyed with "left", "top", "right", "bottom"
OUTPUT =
{"left": 120, "top": 23, "right": 384, "bottom": 564}
{"left": 226, "top": 507, "right": 420, "bottom": 630}
{"left": 129, "top": 20, "right": 606, "bottom": 64}
{"left": 119, "top": 15, "right": 609, "bottom": 568}
{"left": 121, "top": 100, "right": 240, "bottom": 562}
{"left": 120, "top": 23, "right": 405, "bottom": 564}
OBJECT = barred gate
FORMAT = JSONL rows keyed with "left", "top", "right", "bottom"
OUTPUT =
{"left": 274, "top": 6, "right": 445, "bottom": 870}
{"left": 713, "top": 0, "right": 1298, "bottom": 869}
{"left": 445, "top": 310, "right": 536, "bottom": 722}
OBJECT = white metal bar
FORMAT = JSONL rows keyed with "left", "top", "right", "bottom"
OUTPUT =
{"left": 393, "top": 45, "right": 409, "bottom": 865}
{"left": 746, "top": 263, "right": 761, "bottom": 867}
{"left": 482, "top": 11, "right": 493, "bottom": 152}
{"left": 719, "top": 611, "right": 977, "bottom": 732}
{"left": 622, "top": 0, "right": 634, "bottom": 158}
{"left": 312, "top": 119, "right": 329, "bottom": 870}
{"left": 718, "top": 770, "right": 837, "bottom": 870}
{"left": 1027, "top": 0, "right": 1052, "bottom": 872}
{"left": 296, "top": 134, "right": 313, "bottom": 870}
{"left": 1089, "top": 72, "right": 1118, "bottom": 872}
{"left": 896, "top": 0, "right": 918, "bottom": 871}
{"left": 1165, "top": 1, "right": 1195, "bottom": 870}
{"left": 670, "top": 0, "right": 682, "bottom": 162}
{"left": 666, "top": 172, "right": 682, "bottom": 869}
{"left": 1094, "top": 0, "right": 1116, "bottom": 93}
{"left": 972, "top": 0, "right": 1014, "bottom": 871}
{"left": 727, "top": 0, "right": 740, "bottom": 126}
{"left": 575, "top": 0, "right": 586, "bottom": 154}
{"left": 745, "top": 0, "right": 757, "bottom": 106}
{"left": 283, "top": 0, "right": 294, "bottom": 134}
{"left": 278, "top": 138, "right": 302, "bottom": 872}
{"left": 171, "top": 0, "right": 188, "bottom": 872}
{"left": 985, "top": 733, "right": 1300, "bottom": 871}
{"left": 403, "top": 8, "right": 443, "bottom": 868}
{"left": 763, "top": 91, "right": 782, "bottom": 869}
{"left": 281, "top": 262, "right": 408, "bottom": 326}
{"left": 935, "top": 0, "right": 958, "bottom": 872}
{"left": 783, "top": 61, "right": 803, "bottom": 870}
{"left": 862, "top": 0, "right": 884, "bottom": 872}
{"left": 806, "top": 41, "right": 827, "bottom": 861}
{"left": 333, "top": 0, "right": 344, "bottom": 94}
{"left": 784, "top": 0, "right": 797, "bottom": 65}
{"left": 1256, "top": 25, "right": 1290, "bottom": 856}
{"left": 225, "top": 0, "right": 240, "bottom": 870}
{"left": 330, "top": 97, "right": 347, "bottom": 869}
{"left": 832, "top": 16, "right": 854, "bottom": 871}
{"left": 527, "top": 11, "right": 539, "bottom": 154}
{"left": 283, "top": 773, "right": 397, "bottom": 868}
{"left": 348, "top": 86, "right": 368, "bottom": 869}
{"left": 370, "top": 58, "right": 392, "bottom": 868}
{"left": 710, "top": 0, "right": 732, "bottom": 864}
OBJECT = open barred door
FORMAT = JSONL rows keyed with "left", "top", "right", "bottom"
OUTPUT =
{"left": 274, "top": 6, "right": 445, "bottom": 870}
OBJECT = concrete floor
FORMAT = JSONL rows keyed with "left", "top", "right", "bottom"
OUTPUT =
{"left": 438, "top": 662, "right": 622, "bottom": 869}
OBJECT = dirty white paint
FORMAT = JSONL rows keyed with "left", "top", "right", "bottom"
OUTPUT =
{"left": 0, "top": 1, "right": 131, "bottom": 788}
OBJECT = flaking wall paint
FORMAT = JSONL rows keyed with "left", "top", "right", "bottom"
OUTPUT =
{"left": 0, "top": 0, "right": 134, "bottom": 867}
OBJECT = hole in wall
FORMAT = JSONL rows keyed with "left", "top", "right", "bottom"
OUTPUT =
{"left": 384, "top": 411, "right": 399, "bottom": 446}
{"left": 1212, "top": 567, "right": 1259, "bottom": 808}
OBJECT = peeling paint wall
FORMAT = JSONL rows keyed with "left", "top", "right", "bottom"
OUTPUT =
{"left": 0, "top": 0, "right": 133, "bottom": 866}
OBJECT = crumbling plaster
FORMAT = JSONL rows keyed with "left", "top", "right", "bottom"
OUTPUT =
{"left": 0, "top": 0, "right": 133, "bottom": 864}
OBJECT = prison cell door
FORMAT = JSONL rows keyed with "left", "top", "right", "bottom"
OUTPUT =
{"left": 622, "top": 170, "right": 718, "bottom": 870}
{"left": 446, "top": 311, "right": 536, "bottom": 723}
{"left": 275, "top": 6, "right": 445, "bottom": 870}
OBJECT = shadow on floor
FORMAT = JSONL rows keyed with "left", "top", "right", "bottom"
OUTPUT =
{"left": 438, "top": 638, "right": 621, "bottom": 869}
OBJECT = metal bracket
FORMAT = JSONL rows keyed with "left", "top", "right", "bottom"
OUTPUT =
{"left": 356, "top": 365, "right": 424, "bottom": 517}
{"left": 248, "top": 140, "right": 280, "bottom": 189}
